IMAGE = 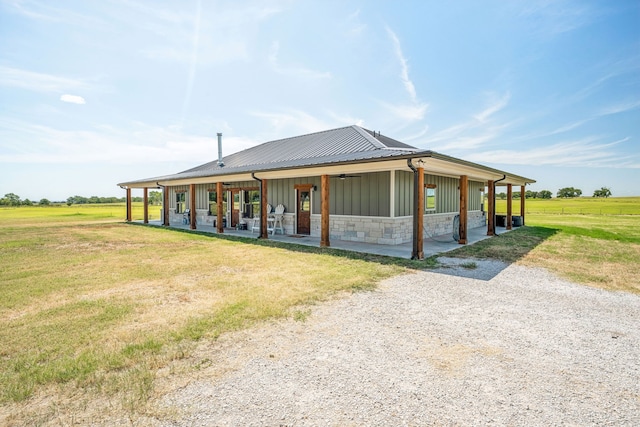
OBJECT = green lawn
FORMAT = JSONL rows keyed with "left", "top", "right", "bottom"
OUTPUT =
{"left": 0, "top": 203, "right": 150, "bottom": 224}
{"left": 449, "top": 197, "right": 640, "bottom": 294}
{"left": 496, "top": 196, "right": 640, "bottom": 215}
{"left": 0, "top": 207, "right": 404, "bottom": 421}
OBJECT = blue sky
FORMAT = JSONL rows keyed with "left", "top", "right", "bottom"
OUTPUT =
{"left": 1, "top": 0, "right": 639, "bottom": 201}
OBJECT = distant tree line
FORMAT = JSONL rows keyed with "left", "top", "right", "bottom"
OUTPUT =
{"left": 496, "top": 190, "right": 553, "bottom": 200}
{"left": 494, "top": 187, "right": 613, "bottom": 199}
{"left": 592, "top": 187, "right": 612, "bottom": 198}
{"left": 555, "top": 187, "right": 613, "bottom": 198}
{"left": 1, "top": 191, "right": 163, "bottom": 206}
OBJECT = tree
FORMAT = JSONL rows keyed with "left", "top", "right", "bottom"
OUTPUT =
{"left": 22, "top": 199, "right": 33, "bottom": 206}
{"left": 537, "top": 190, "right": 552, "bottom": 199}
{"left": 497, "top": 192, "right": 507, "bottom": 200}
{"left": 525, "top": 190, "right": 537, "bottom": 199}
{"left": 557, "top": 187, "right": 582, "bottom": 198}
{"left": 149, "top": 191, "right": 163, "bottom": 205}
{"left": 3, "top": 193, "right": 21, "bottom": 206}
{"left": 39, "top": 198, "right": 51, "bottom": 206}
{"left": 593, "top": 187, "right": 612, "bottom": 198}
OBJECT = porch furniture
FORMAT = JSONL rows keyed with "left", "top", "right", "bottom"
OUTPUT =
{"left": 251, "top": 204, "right": 272, "bottom": 233}
{"left": 272, "top": 204, "right": 285, "bottom": 235}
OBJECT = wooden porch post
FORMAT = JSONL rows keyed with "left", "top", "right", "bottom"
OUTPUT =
{"left": 260, "top": 178, "right": 268, "bottom": 238}
{"left": 487, "top": 180, "right": 495, "bottom": 236}
{"left": 415, "top": 167, "right": 425, "bottom": 259}
{"left": 459, "top": 175, "right": 468, "bottom": 244}
{"left": 126, "top": 188, "right": 132, "bottom": 222}
{"left": 189, "top": 183, "right": 196, "bottom": 230}
{"left": 321, "top": 174, "right": 330, "bottom": 247}
{"left": 143, "top": 187, "right": 149, "bottom": 224}
{"left": 521, "top": 185, "right": 526, "bottom": 226}
{"left": 506, "top": 184, "right": 513, "bottom": 231}
{"left": 163, "top": 186, "right": 169, "bottom": 226}
{"left": 216, "top": 182, "right": 224, "bottom": 233}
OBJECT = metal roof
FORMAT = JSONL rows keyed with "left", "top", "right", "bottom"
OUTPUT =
{"left": 118, "top": 125, "right": 535, "bottom": 187}
{"left": 181, "top": 125, "right": 412, "bottom": 174}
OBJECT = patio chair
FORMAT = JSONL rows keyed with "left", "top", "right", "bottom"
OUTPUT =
{"left": 272, "top": 204, "right": 285, "bottom": 235}
{"left": 251, "top": 204, "right": 272, "bottom": 233}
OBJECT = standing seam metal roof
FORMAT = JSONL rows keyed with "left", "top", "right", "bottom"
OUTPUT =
{"left": 182, "top": 125, "right": 416, "bottom": 174}
{"left": 118, "top": 124, "right": 535, "bottom": 186}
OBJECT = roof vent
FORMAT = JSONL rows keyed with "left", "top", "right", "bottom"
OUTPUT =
{"left": 217, "top": 133, "right": 224, "bottom": 167}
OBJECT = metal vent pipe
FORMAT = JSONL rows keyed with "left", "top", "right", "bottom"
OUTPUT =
{"left": 217, "top": 133, "right": 224, "bottom": 167}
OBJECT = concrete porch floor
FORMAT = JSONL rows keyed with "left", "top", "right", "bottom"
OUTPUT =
{"left": 139, "top": 220, "right": 513, "bottom": 259}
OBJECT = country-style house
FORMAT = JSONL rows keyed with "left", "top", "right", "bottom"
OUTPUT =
{"left": 118, "top": 125, "right": 535, "bottom": 259}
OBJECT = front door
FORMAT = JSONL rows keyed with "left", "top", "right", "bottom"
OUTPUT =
{"left": 230, "top": 190, "right": 240, "bottom": 227}
{"left": 297, "top": 188, "right": 311, "bottom": 235}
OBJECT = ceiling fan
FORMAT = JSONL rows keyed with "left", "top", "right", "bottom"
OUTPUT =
{"left": 333, "top": 173, "right": 361, "bottom": 180}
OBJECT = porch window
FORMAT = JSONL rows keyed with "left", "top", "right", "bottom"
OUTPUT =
{"left": 425, "top": 185, "right": 436, "bottom": 212}
{"left": 208, "top": 191, "right": 216, "bottom": 215}
{"left": 176, "top": 192, "right": 186, "bottom": 214}
{"left": 244, "top": 190, "right": 260, "bottom": 218}
{"left": 208, "top": 191, "right": 227, "bottom": 216}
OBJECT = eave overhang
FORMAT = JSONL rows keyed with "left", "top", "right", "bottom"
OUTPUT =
{"left": 118, "top": 150, "right": 535, "bottom": 189}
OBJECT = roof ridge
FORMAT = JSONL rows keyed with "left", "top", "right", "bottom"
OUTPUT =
{"left": 267, "top": 125, "right": 355, "bottom": 145}
{"left": 351, "top": 125, "right": 387, "bottom": 149}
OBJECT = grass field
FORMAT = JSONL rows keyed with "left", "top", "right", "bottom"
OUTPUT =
{"left": 0, "top": 206, "right": 404, "bottom": 423}
{"left": 496, "top": 196, "right": 640, "bottom": 215}
{"left": 1, "top": 199, "right": 639, "bottom": 424}
{"left": 449, "top": 196, "right": 640, "bottom": 294}
{"left": 0, "top": 203, "right": 150, "bottom": 225}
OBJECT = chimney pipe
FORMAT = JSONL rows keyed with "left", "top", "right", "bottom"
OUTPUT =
{"left": 217, "top": 133, "right": 224, "bottom": 167}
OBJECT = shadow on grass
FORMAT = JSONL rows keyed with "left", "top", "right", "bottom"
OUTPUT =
{"left": 127, "top": 222, "right": 439, "bottom": 270}
{"left": 435, "top": 226, "right": 559, "bottom": 281}
{"left": 128, "top": 223, "right": 559, "bottom": 280}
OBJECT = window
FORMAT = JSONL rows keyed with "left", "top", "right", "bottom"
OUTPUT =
{"left": 244, "top": 190, "right": 260, "bottom": 218}
{"left": 208, "top": 191, "right": 216, "bottom": 215}
{"left": 176, "top": 192, "right": 186, "bottom": 214}
{"left": 208, "top": 191, "right": 227, "bottom": 216}
{"left": 425, "top": 185, "right": 436, "bottom": 211}
{"left": 300, "top": 191, "right": 310, "bottom": 212}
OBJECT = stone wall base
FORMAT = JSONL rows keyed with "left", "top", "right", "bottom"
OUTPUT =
{"left": 310, "top": 211, "right": 486, "bottom": 245}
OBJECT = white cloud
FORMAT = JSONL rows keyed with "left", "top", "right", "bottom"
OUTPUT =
{"left": 518, "top": 2, "right": 594, "bottom": 38}
{"left": 473, "top": 92, "right": 510, "bottom": 123}
{"left": 268, "top": 41, "right": 332, "bottom": 79}
{"left": 0, "top": 118, "right": 256, "bottom": 165}
{"left": 419, "top": 92, "right": 512, "bottom": 151}
{"left": 130, "top": 1, "right": 284, "bottom": 65}
{"left": 379, "top": 101, "right": 428, "bottom": 122}
{"left": 0, "top": 66, "right": 90, "bottom": 93}
{"left": 386, "top": 26, "right": 417, "bottom": 102}
{"left": 346, "top": 9, "right": 366, "bottom": 36}
{"left": 326, "top": 110, "right": 365, "bottom": 127}
{"left": 251, "top": 109, "right": 332, "bottom": 137}
{"left": 60, "top": 94, "right": 86, "bottom": 104}
{"left": 598, "top": 100, "right": 640, "bottom": 116}
{"left": 382, "top": 26, "right": 428, "bottom": 124}
{"left": 465, "top": 136, "right": 634, "bottom": 168}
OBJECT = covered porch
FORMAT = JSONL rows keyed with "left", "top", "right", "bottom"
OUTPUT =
{"left": 138, "top": 219, "right": 514, "bottom": 259}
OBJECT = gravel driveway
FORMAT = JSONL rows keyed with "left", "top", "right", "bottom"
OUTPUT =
{"left": 156, "top": 260, "right": 640, "bottom": 426}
